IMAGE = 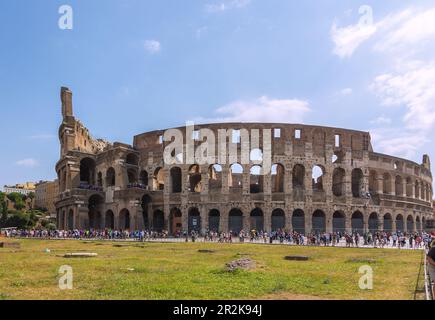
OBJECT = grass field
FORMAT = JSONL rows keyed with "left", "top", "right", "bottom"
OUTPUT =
{"left": 0, "top": 238, "right": 423, "bottom": 300}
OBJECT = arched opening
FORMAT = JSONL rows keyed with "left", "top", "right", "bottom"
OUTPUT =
{"left": 80, "top": 157, "right": 96, "bottom": 186}
{"left": 141, "top": 195, "right": 151, "bottom": 229}
{"left": 369, "top": 171, "right": 377, "bottom": 193}
{"left": 188, "top": 207, "right": 201, "bottom": 233}
{"left": 312, "top": 210, "right": 326, "bottom": 233}
{"left": 368, "top": 212, "right": 378, "bottom": 233}
{"left": 422, "top": 217, "right": 426, "bottom": 232}
{"left": 127, "top": 168, "right": 138, "bottom": 184}
{"left": 208, "top": 164, "right": 222, "bottom": 191}
{"left": 188, "top": 165, "right": 202, "bottom": 193}
{"left": 292, "top": 209, "right": 305, "bottom": 234}
{"left": 170, "top": 167, "right": 182, "bottom": 193}
{"left": 396, "top": 214, "right": 404, "bottom": 232}
{"left": 88, "top": 194, "right": 103, "bottom": 229}
{"left": 208, "top": 209, "right": 220, "bottom": 232}
{"left": 292, "top": 164, "right": 305, "bottom": 189}
{"left": 383, "top": 213, "right": 392, "bottom": 232}
{"left": 351, "top": 168, "right": 364, "bottom": 198}
{"left": 250, "top": 165, "right": 263, "bottom": 193}
{"left": 126, "top": 153, "right": 139, "bottom": 166}
{"left": 106, "top": 167, "right": 116, "bottom": 187}
{"left": 105, "top": 210, "right": 114, "bottom": 229}
{"left": 351, "top": 211, "right": 364, "bottom": 234}
{"left": 153, "top": 167, "right": 165, "bottom": 191}
{"left": 332, "top": 168, "right": 345, "bottom": 197}
{"left": 229, "top": 163, "right": 243, "bottom": 190}
{"left": 406, "top": 177, "right": 413, "bottom": 197}
{"left": 153, "top": 209, "right": 165, "bottom": 232}
{"left": 119, "top": 209, "right": 130, "bottom": 230}
{"left": 383, "top": 173, "right": 392, "bottom": 194}
{"left": 170, "top": 208, "right": 182, "bottom": 235}
{"left": 250, "top": 208, "right": 264, "bottom": 231}
{"left": 97, "top": 172, "right": 103, "bottom": 187}
{"left": 395, "top": 176, "right": 403, "bottom": 196}
{"left": 271, "top": 209, "right": 285, "bottom": 231}
{"left": 406, "top": 215, "right": 414, "bottom": 232}
{"left": 312, "top": 165, "right": 324, "bottom": 191}
{"left": 415, "top": 180, "right": 420, "bottom": 199}
{"left": 67, "top": 209, "right": 74, "bottom": 230}
{"left": 332, "top": 211, "right": 345, "bottom": 233}
{"left": 139, "top": 170, "right": 148, "bottom": 187}
{"left": 228, "top": 208, "right": 243, "bottom": 234}
{"left": 271, "top": 164, "right": 284, "bottom": 193}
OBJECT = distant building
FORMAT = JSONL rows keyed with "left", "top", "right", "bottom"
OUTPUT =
{"left": 3, "top": 182, "right": 36, "bottom": 196}
{"left": 35, "top": 180, "right": 59, "bottom": 217}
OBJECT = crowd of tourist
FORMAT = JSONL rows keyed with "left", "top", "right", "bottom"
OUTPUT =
{"left": 2, "top": 227, "right": 434, "bottom": 250}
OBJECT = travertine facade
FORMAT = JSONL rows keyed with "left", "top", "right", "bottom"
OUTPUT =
{"left": 55, "top": 87, "right": 433, "bottom": 234}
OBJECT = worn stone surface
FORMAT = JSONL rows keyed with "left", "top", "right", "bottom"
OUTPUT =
{"left": 0, "top": 242, "right": 21, "bottom": 249}
{"left": 54, "top": 87, "right": 434, "bottom": 234}
{"left": 225, "top": 258, "right": 256, "bottom": 272}
{"left": 63, "top": 253, "right": 98, "bottom": 258}
{"left": 284, "top": 255, "right": 309, "bottom": 261}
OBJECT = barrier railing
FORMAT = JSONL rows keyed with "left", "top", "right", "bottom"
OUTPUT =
{"left": 423, "top": 248, "right": 433, "bottom": 300}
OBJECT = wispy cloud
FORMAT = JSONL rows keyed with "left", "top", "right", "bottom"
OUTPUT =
{"left": 205, "top": 0, "right": 251, "bottom": 13}
{"left": 29, "top": 134, "right": 55, "bottom": 140}
{"left": 330, "top": 22, "right": 376, "bottom": 58}
{"left": 195, "top": 96, "right": 311, "bottom": 123}
{"left": 370, "top": 116, "right": 392, "bottom": 125}
{"left": 144, "top": 40, "right": 161, "bottom": 54}
{"left": 338, "top": 88, "right": 353, "bottom": 96}
{"left": 16, "top": 158, "right": 39, "bottom": 168}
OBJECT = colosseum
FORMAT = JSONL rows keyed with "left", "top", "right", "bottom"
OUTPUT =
{"left": 56, "top": 87, "right": 434, "bottom": 234}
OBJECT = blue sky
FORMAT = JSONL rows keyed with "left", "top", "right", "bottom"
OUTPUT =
{"left": 1, "top": 0, "right": 435, "bottom": 189}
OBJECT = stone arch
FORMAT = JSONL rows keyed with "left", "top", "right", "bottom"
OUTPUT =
{"left": 395, "top": 176, "right": 403, "bottom": 196}
{"left": 312, "top": 210, "right": 326, "bottom": 233}
{"left": 67, "top": 209, "right": 74, "bottom": 230}
{"left": 271, "top": 208, "right": 285, "bottom": 231}
{"left": 312, "top": 165, "right": 325, "bottom": 191}
{"left": 208, "top": 164, "right": 222, "bottom": 191}
{"left": 332, "top": 211, "right": 345, "bottom": 233}
{"left": 127, "top": 168, "right": 138, "bottom": 184}
{"left": 208, "top": 209, "right": 220, "bottom": 232}
{"left": 383, "top": 173, "right": 392, "bottom": 194}
{"left": 105, "top": 210, "right": 114, "bottom": 229}
{"left": 153, "top": 167, "right": 165, "bottom": 191}
{"left": 292, "top": 209, "right": 305, "bottom": 234}
{"left": 88, "top": 194, "right": 103, "bottom": 229}
{"left": 250, "top": 208, "right": 264, "bottom": 231}
{"left": 119, "top": 208, "right": 130, "bottom": 230}
{"left": 351, "top": 211, "right": 364, "bottom": 234}
{"left": 80, "top": 157, "right": 96, "bottom": 185}
{"left": 188, "top": 165, "right": 202, "bottom": 193}
{"left": 396, "top": 214, "right": 404, "bottom": 232}
{"left": 406, "top": 215, "right": 414, "bottom": 233}
{"left": 170, "top": 167, "right": 182, "bottom": 193}
{"left": 170, "top": 207, "right": 182, "bottom": 235}
{"left": 292, "top": 164, "right": 305, "bottom": 189}
{"left": 106, "top": 167, "right": 116, "bottom": 187}
{"left": 188, "top": 207, "right": 201, "bottom": 233}
{"left": 332, "top": 167, "right": 346, "bottom": 197}
{"left": 271, "top": 163, "right": 284, "bottom": 193}
{"left": 383, "top": 213, "right": 392, "bottom": 232}
{"left": 228, "top": 208, "right": 243, "bottom": 234}
{"left": 126, "top": 153, "right": 139, "bottom": 166}
{"left": 368, "top": 212, "right": 378, "bottom": 233}
{"left": 153, "top": 209, "right": 165, "bottom": 232}
{"left": 351, "top": 168, "right": 364, "bottom": 198}
{"left": 229, "top": 163, "right": 243, "bottom": 190}
{"left": 250, "top": 165, "right": 263, "bottom": 193}
{"left": 139, "top": 170, "right": 148, "bottom": 187}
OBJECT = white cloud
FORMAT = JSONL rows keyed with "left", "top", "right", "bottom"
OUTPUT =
{"left": 371, "top": 61, "right": 435, "bottom": 131}
{"left": 16, "top": 158, "right": 39, "bottom": 168}
{"left": 369, "top": 116, "right": 392, "bottom": 125}
{"left": 29, "top": 134, "right": 55, "bottom": 140}
{"left": 339, "top": 88, "right": 353, "bottom": 95}
{"left": 196, "top": 96, "right": 310, "bottom": 123}
{"left": 330, "top": 22, "right": 377, "bottom": 58}
{"left": 144, "top": 40, "right": 161, "bottom": 54}
{"left": 205, "top": 0, "right": 251, "bottom": 13}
